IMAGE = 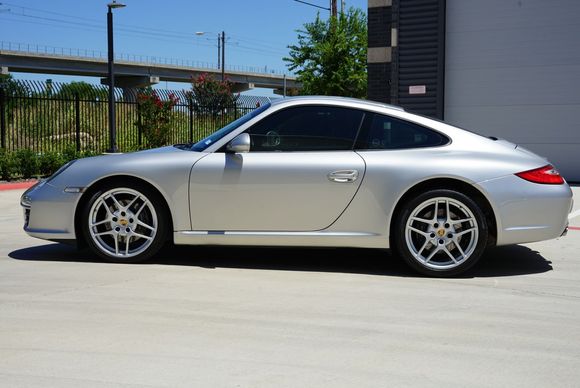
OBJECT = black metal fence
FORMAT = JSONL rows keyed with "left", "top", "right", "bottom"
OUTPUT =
{"left": 0, "top": 80, "right": 274, "bottom": 153}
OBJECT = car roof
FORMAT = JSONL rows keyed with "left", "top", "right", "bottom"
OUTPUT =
{"left": 270, "top": 96, "right": 405, "bottom": 112}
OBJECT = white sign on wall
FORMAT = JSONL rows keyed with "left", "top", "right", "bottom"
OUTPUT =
{"left": 409, "top": 85, "right": 426, "bottom": 95}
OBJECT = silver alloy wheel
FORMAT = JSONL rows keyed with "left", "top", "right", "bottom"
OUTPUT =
{"left": 88, "top": 188, "right": 158, "bottom": 259}
{"left": 405, "top": 196, "right": 479, "bottom": 270}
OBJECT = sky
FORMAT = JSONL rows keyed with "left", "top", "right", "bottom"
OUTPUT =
{"left": 0, "top": 0, "right": 368, "bottom": 95}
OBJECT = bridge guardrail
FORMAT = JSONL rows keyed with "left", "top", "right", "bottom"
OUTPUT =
{"left": 0, "top": 41, "right": 291, "bottom": 76}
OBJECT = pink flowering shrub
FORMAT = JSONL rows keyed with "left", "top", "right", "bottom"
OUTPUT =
{"left": 190, "top": 73, "right": 239, "bottom": 116}
{"left": 135, "top": 89, "right": 179, "bottom": 147}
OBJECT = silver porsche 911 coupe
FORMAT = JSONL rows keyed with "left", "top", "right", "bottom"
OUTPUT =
{"left": 21, "top": 96, "right": 572, "bottom": 276}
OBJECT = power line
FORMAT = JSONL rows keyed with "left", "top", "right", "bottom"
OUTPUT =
{"left": 1, "top": 3, "right": 193, "bottom": 37}
{"left": 232, "top": 37, "right": 288, "bottom": 53}
{"left": 2, "top": 2, "right": 291, "bottom": 51}
{"left": 5, "top": 11, "right": 194, "bottom": 41}
{"left": 2, "top": 2, "right": 201, "bottom": 38}
{"left": 3, "top": 12, "right": 289, "bottom": 56}
{"left": 1, "top": 3, "right": 293, "bottom": 72}
{"left": 0, "top": 15, "right": 220, "bottom": 49}
{"left": 293, "top": 0, "right": 330, "bottom": 11}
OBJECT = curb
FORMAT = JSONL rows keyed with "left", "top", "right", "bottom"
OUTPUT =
{"left": 0, "top": 180, "right": 38, "bottom": 192}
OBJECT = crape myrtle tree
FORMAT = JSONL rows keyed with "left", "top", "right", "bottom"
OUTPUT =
{"left": 284, "top": 7, "right": 367, "bottom": 98}
{"left": 190, "top": 73, "right": 239, "bottom": 116}
{"left": 135, "top": 88, "right": 179, "bottom": 148}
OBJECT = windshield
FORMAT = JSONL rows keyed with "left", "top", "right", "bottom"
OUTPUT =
{"left": 190, "top": 103, "right": 271, "bottom": 151}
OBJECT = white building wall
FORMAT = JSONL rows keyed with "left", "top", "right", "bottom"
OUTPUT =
{"left": 444, "top": 0, "right": 580, "bottom": 181}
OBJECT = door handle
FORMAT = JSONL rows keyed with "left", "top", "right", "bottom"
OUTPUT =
{"left": 328, "top": 170, "right": 359, "bottom": 183}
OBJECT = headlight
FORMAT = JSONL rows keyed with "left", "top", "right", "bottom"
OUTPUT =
{"left": 20, "top": 194, "right": 32, "bottom": 207}
{"left": 20, "top": 179, "right": 46, "bottom": 206}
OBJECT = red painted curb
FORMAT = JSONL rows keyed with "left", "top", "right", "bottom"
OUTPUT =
{"left": 0, "top": 181, "right": 38, "bottom": 191}
{"left": 569, "top": 226, "right": 580, "bottom": 231}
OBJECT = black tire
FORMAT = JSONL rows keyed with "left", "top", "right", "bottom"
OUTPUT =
{"left": 393, "top": 189, "right": 488, "bottom": 277}
{"left": 81, "top": 181, "right": 169, "bottom": 263}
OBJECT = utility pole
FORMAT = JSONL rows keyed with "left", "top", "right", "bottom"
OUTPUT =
{"left": 330, "top": 0, "right": 337, "bottom": 17}
{"left": 217, "top": 33, "right": 221, "bottom": 69}
{"left": 220, "top": 31, "right": 225, "bottom": 81}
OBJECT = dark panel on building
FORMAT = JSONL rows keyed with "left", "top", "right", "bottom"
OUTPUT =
{"left": 367, "top": 3, "right": 392, "bottom": 104}
{"left": 367, "top": 62, "right": 391, "bottom": 102}
{"left": 368, "top": 6, "right": 392, "bottom": 48}
{"left": 395, "top": 0, "right": 446, "bottom": 118}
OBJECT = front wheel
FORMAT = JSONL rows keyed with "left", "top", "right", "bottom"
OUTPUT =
{"left": 81, "top": 182, "right": 169, "bottom": 263}
{"left": 394, "top": 189, "right": 488, "bottom": 277}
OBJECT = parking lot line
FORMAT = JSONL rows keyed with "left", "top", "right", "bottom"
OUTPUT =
{"left": 568, "top": 209, "right": 580, "bottom": 220}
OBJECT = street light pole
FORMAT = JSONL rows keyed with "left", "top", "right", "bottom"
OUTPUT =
{"left": 106, "top": 1, "right": 125, "bottom": 153}
{"left": 195, "top": 31, "right": 223, "bottom": 73}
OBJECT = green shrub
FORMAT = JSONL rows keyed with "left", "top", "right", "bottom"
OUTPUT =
{"left": 15, "top": 149, "right": 39, "bottom": 179}
{"left": 0, "top": 147, "right": 101, "bottom": 181}
{"left": 62, "top": 144, "right": 80, "bottom": 163}
{"left": 39, "top": 151, "right": 65, "bottom": 176}
{"left": 0, "top": 149, "right": 19, "bottom": 181}
{"left": 80, "top": 149, "right": 100, "bottom": 158}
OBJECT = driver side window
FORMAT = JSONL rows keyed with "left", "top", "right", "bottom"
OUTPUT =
{"left": 245, "top": 105, "right": 364, "bottom": 152}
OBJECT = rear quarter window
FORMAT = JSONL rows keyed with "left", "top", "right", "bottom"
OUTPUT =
{"left": 356, "top": 113, "right": 449, "bottom": 150}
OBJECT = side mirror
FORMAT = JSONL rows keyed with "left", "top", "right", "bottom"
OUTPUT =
{"left": 226, "top": 133, "right": 251, "bottom": 153}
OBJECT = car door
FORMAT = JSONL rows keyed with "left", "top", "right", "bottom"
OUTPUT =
{"left": 189, "top": 105, "right": 366, "bottom": 231}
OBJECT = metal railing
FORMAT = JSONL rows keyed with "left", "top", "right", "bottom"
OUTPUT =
{"left": 0, "top": 79, "right": 275, "bottom": 153}
{"left": 0, "top": 41, "right": 291, "bottom": 76}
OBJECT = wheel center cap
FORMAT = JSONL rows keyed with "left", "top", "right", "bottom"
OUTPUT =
{"left": 437, "top": 228, "right": 446, "bottom": 237}
{"left": 119, "top": 219, "right": 128, "bottom": 226}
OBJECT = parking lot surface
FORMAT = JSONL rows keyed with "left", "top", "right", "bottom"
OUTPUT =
{"left": 1, "top": 187, "right": 579, "bottom": 388}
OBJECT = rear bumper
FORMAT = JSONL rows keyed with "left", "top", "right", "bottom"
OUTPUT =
{"left": 476, "top": 175, "right": 573, "bottom": 246}
{"left": 561, "top": 225, "right": 568, "bottom": 237}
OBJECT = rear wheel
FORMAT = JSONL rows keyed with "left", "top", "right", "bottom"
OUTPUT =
{"left": 81, "top": 182, "right": 168, "bottom": 263}
{"left": 394, "top": 189, "right": 488, "bottom": 277}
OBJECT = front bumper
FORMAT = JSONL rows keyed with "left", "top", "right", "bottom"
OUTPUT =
{"left": 21, "top": 180, "right": 81, "bottom": 241}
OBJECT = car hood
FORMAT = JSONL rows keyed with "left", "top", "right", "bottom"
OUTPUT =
{"left": 48, "top": 146, "right": 206, "bottom": 189}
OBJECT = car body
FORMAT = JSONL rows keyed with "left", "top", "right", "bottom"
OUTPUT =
{"left": 21, "top": 96, "right": 573, "bottom": 276}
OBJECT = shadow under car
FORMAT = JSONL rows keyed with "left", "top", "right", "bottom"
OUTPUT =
{"left": 9, "top": 243, "right": 552, "bottom": 278}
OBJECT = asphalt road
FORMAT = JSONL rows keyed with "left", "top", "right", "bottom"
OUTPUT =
{"left": 1, "top": 187, "right": 579, "bottom": 388}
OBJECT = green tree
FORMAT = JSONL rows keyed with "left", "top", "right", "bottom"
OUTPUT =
{"left": 0, "top": 74, "right": 32, "bottom": 116}
{"left": 55, "top": 81, "right": 107, "bottom": 100}
{"left": 0, "top": 74, "right": 30, "bottom": 97}
{"left": 285, "top": 7, "right": 367, "bottom": 98}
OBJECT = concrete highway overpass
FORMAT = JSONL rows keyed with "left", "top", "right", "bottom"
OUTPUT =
{"left": 0, "top": 49, "right": 300, "bottom": 94}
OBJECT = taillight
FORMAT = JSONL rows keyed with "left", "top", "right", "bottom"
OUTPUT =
{"left": 515, "top": 165, "right": 564, "bottom": 184}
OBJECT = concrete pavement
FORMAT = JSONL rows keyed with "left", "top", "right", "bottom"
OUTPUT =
{"left": 1, "top": 187, "right": 579, "bottom": 388}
